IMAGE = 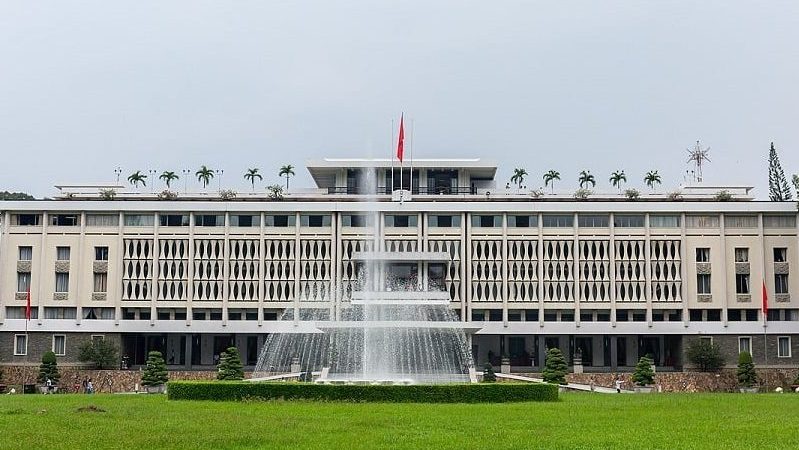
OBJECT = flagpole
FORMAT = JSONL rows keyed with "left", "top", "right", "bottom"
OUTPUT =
{"left": 399, "top": 113, "right": 404, "bottom": 193}
{"left": 390, "top": 118, "right": 395, "bottom": 194}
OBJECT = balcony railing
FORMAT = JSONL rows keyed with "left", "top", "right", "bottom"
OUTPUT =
{"left": 327, "top": 186, "right": 477, "bottom": 195}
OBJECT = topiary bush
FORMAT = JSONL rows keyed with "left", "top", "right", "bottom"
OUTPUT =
{"left": 217, "top": 347, "right": 244, "bottom": 381}
{"left": 631, "top": 356, "right": 655, "bottom": 386}
{"left": 686, "top": 339, "right": 725, "bottom": 372}
{"left": 482, "top": 363, "right": 496, "bottom": 383}
{"left": 142, "top": 351, "right": 169, "bottom": 386}
{"left": 542, "top": 347, "right": 567, "bottom": 385}
{"left": 167, "top": 381, "right": 559, "bottom": 403}
{"left": 37, "top": 351, "right": 61, "bottom": 384}
{"left": 78, "top": 338, "right": 119, "bottom": 369}
{"left": 737, "top": 352, "right": 757, "bottom": 388}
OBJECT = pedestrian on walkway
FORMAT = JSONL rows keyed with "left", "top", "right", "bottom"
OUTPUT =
{"left": 615, "top": 378, "right": 622, "bottom": 393}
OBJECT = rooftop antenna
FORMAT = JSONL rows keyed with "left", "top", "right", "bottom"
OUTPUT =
{"left": 686, "top": 140, "right": 710, "bottom": 183}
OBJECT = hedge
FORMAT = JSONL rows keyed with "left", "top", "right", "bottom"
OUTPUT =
{"left": 167, "top": 381, "right": 558, "bottom": 403}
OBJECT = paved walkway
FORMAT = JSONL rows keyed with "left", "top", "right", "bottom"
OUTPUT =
{"left": 495, "top": 373, "right": 633, "bottom": 393}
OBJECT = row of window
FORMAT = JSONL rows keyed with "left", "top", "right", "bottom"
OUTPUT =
{"left": 703, "top": 336, "right": 794, "bottom": 359}
{"left": 695, "top": 247, "right": 790, "bottom": 295}
{"left": 12, "top": 334, "right": 106, "bottom": 356}
{"left": 11, "top": 213, "right": 798, "bottom": 229}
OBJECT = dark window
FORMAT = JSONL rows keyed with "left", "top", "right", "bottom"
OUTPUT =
{"left": 245, "top": 311, "right": 258, "bottom": 321}
{"left": 95, "top": 246, "right": 109, "bottom": 261}
{"left": 508, "top": 311, "right": 522, "bottom": 322}
{"left": 174, "top": 311, "right": 187, "bottom": 320}
{"left": 689, "top": 309, "right": 702, "bottom": 321}
{"left": 430, "top": 215, "right": 459, "bottom": 227}
{"left": 228, "top": 312, "right": 242, "bottom": 321}
{"left": 736, "top": 274, "right": 750, "bottom": 294}
{"left": 616, "top": 310, "right": 629, "bottom": 321}
{"left": 343, "top": 214, "right": 368, "bottom": 227}
{"left": 267, "top": 215, "right": 294, "bottom": 227}
{"left": 745, "top": 309, "right": 758, "bottom": 321}
{"left": 488, "top": 310, "right": 502, "bottom": 321}
{"left": 302, "top": 215, "right": 331, "bottom": 227}
{"left": 471, "top": 310, "right": 485, "bottom": 321}
{"left": 157, "top": 311, "right": 170, "bottom": 320}
{"left": 122, "top": 309, "right": 136, "bottom": 320}
{"left": 139, "top": 310, "right": 151, "bottom": 320}
{"left": 525, "top": 310, "right": 539, "bottom": 321}
{"left": 542, "top": 214, "right": 573, "bottom": 227}
{"left": 386, "top": 215, "right": 417, "bottom": 227}
{"left": 706, "top": 309, "right": 721, "bottom": 321}
{"left": 50, "top": 214, "right": 79, "bottom": 226}
{"left": 774, "top": 248, "right": 787, "bottom": 263}
{"left": 508, "top": 215, "right": 536, "bottom": 228}
{"left": 210, "top": 311, "right": 223, "bottom": 321}
{"left": 14, "top": 214, "right": 41, "bottom": 226}
{"left": 695, "top": 248, "right": 710, "bottom": 262}
{"left": 560, "top": 312, "right": 574, "bottom": 322}
{"left": 775, "top": 274, "right": 789, "bottom": 294}
{"left": 472, "top": 215, "right": 500, "bottom": 227}
{"left": 231, "top": 215, "right": 259, "bottom": 227}
{"left": 18, "top": 246, "right": 32, "bottom": 261}
{"left": 632, "top": 312, "right": 646, "bottom": 322}
{"left": 160, "top": 214, "right": 189, "bottom": 227}
{"left": 728, "top": 309, "right": 742, "bottom": 321}
{"left": 193, "top": 312, "right": 206, "bottom": 321}
{"left": 195, "top": 215, "right": 224, "bottom": 226}
{"left": 652, "top": 311, "right": 665, "bottom": 322}
{"left": 596, "top": 311, "right": 611, "bottom": 322}
{"left": 580, "top": 312, "right": 594, "bottom": 322}
{"left": 697, "top": 274, "right": 711, "bottom": 294}
{"left": 578, "top": 214, "right": 609, "bottom": 228}
{"left": 543, "top": 312, "right": 558, "bottom": 322}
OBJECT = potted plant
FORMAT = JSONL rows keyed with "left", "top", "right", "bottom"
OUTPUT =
{"left": 482, "top": 363, "right": 496, "bottom": 383}
{"left": 217, "top": 347, "right": 244, "bottom": 381}
{"left": 141, "top": 351, "right": 168, "bottom": 393}
{"left": 631, "top": 355, "right": 655, "bottom": 393}
{"left": 37, "top": 351, "right": 61, "bottom": 394}
{"left": 542, "top": 347, "right": 568, "bottom": 388}
{"left": 737, "top": 351, "right": 758, "bottom": 393}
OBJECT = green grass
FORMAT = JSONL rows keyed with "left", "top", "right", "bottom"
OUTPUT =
{"left": 0, "top": 393, "right": 797, "bottom": 449}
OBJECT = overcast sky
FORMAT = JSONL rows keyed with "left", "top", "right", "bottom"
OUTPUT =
{"left": 1, "top": 1, "right": 797, "bottom": 198}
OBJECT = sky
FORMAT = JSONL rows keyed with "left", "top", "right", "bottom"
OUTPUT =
{"left": 1, "top": 1, "right": 797, "bottom": 198}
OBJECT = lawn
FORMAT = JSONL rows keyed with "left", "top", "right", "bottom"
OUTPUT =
{"left": 0, "top": 393, "right": 797, "bottom": 449}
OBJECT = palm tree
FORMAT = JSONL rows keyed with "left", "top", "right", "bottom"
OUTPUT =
{"left": 279, "top": 164, "right": 295, "bottom": 190}
{"left": 644, "top": 170, "right": 662, "bottom": 191}
{"left": 195, "top": 165, "right": 214, "bottom": 189}
{"left": 609, "top": 170, "right": 627, "bottom": 192}
{"left": 543, "top": 170, "right": 560, "bottom": 194}
{"left": 159, "top": 171, "right": 179, "bottom": 189}
{"left": 244, "top": 168, "right": 263, "bottom": 191}
{"left": 578, "top": 170, "right": 596, "bottom": 189}
{"left": 510, "top": 168, "right": 528, "bottom": 189}
{"left": 127, "top": 171, "right": 147, "bottom": 188}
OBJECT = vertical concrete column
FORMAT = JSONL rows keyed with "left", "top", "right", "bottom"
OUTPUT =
{"left": 573, "top": 212, "right": 580, "bottom": 327}
{"left": 537, "top": 213, "right": 544, "bottom": 328}
{"left": 644, "top": 214, "right": 653, "bottom": 325}
{"left": 151, "top": 213, "right": 160, "bottom": 326}
{"left": 537, "top": 333, "right": 547, "bottom": 370}
{"left": 502, "top": 213, "right": 508, "bottom": 325}
{"left": 609, "top": 213, "right": 617, "bottom": 327}
{"left": 257, "top": 212, "right": 265, "bottom": 324}
{"left": 680, "top": 213, "right": 689, "bottom": 327}
{"left": 75, "top": 211, "right": 87, "bottom": 325}
{"left": 331, "top": 211, "right": 340, "bottom": 321}
{"left": 184, "top": 333, "right": 192, "bottom": 369}
{"left": 37, "top": 212, "right": 49, "bottom": 325}
{"left": 293, "top": 212, "right": 301, "bottom": 325}
{"left": 463, "top": 213, "right": 470, "bottom": 322}
{"left": 610, "top": 335, "right": 618, "bottom": 371}
{"left": 719, "top": 213, "right": 728, "bottom": 326}
{"left": 114, "top": 211, "right": 124, "bottom": 326}
{"left": 0, "top": 212, "right": 10, "bottom": 323}
{"left": 222, "top": 212, "right": 230, "bottom": 327}
{"left": 186, "top": 213, "right": 194, "bottom": 326}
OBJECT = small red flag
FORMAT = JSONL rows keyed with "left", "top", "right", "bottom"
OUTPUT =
{"left": 26, "top": 286, "right": 31, "bottom": 321}
{"left": 761, "top": 280, "right": 768, "bottom": 318}
{"left": 396, "top": 114, "right": 405, "bottom": 163}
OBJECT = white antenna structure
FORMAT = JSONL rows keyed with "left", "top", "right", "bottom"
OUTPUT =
{"left": 686, "top": 140, "right": 711, "bottom": 183}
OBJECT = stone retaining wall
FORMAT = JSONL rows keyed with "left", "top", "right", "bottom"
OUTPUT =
{"left": 565, "top": 369, "right": 799, "bottom": 392}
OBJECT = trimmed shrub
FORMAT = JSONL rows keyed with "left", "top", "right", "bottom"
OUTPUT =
{"left": 542, "top": 348, "right": 567, "bottom": 385}
{"left": 737, "top": 352, "right": 757, "bottom": 388}
{"left": 167, "top": 381, "right": 558, "bottom": 403}
{"left": 142, "top": 351, "right": 169, "bottom": 386}
{"left": 217, "top": 347, "right": 244, "bottom": 381}
{"left": 482, "top": 363, "right": 496, "bottom": 383}
{"left": 37, "top": 351, "right": 61, "bottom": 384}
{"left": 624, "top": 189, "right": 640, "bottom": 200}
{"left": 631, "top": 356, "right": 655, "bottom": 386}
{"left": 686, "top": 339, "right": 725, "bottom": 372}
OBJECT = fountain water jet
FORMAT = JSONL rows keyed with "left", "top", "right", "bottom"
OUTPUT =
{"left": 252, "top": 166, "right": 476, "bottom": 384}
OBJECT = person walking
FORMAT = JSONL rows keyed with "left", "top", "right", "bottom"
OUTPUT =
{"left": 615, "top": 378, "right": 623, "bottom": 393}
{"left": 87, "top": 378, "right": 94, "bottom": 394}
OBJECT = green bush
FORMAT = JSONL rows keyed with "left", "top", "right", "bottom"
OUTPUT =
{"left": 78, "top": 338, "right": 119, "bottom": 369}
{"left": 542, "top": 348, "right": 567, "bottom": 385}
{"left": 686, "top": 339, "right": 725, "bottom": 372}
{"left": 482, "top": 363, "right": 496, "bottom": 383}
{"left": 167, "top": 381, "right": 559, "bottom": 403}
{"left": 631, "top": 356, "right": 655, "bottom": 386}
{"left": 142, "top": 351, "right": 169, "bottom": 386}
{"left": 37, "top": 351, "right": 61, "bottom": 384}
{"left": 217, "top": 347, "right": 244, "bottom": 381}
{"left": 737, "top": 352, "right": 757, "bottom": 388}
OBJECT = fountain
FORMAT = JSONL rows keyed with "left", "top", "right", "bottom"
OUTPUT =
{"left": 252, "top": 167, "right": 477, "bottom": 384}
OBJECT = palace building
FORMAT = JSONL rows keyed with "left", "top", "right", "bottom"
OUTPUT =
{"left": 1, "top": 158, "right": 797, "bottom": 371}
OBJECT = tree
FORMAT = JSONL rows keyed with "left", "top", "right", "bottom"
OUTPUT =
{"left": 737, "top": 351, "right": 757, "bottom": 388}
{"left": 609, "top": 170, "right": 627, "bottom": 192}
{"left": 510, "top": 168, "right": 528, "bottom": 189}
{"left": 127, "top": 171, "right": 147, "bottom": 188}
{"left": 217, "top": 346, "right": 244, "bottom": 381}
{"left": 542, "top": 347, "right": 567, "bottom": 384}
{"left": 0, "top": 191, "right": 35, "bottom": 200}
{"left": 279, "top": 164, "right": 295, "bottom": 190}
{"left": 195, "top": 165, "right": 214, "bottom": 189}
{"left": 267, "top": 184, "right": 284, "bottom": 200}
{"left": 482, "top": 363, "right": 496, "bottom": 382}
{"left": 141, "top": 351, "right": 169, "bottom": 386}
{"left": 686, "top": 339, "right": 725, "bottom": 372}
{"left": 768, "top": 142, "right": 792, "bottom": 201}
{"left": 543, "top": 170, "right": 560, "bottom": 194}
{"left": 37, "top": 351, "right": 61, "bottom": 384}
{"left": 578, "top": 170, "right": 596, "bottom": 189}
{"left": 644, "top": 170, "right": 661, "bottom": 191}
{"left": 792, "top": 174, "right": 799, "bottom": 196}
{"left": 159, "top": 171, "right": 179, "bottom": 189}
{"left": 631, "top": 355, "right": 655, "bottom": 386}
{"left": 244, "top": 168, "right": 263, "bottom": 191}
{"left": 77, "top": 338, "right": 119, "bottom": 369}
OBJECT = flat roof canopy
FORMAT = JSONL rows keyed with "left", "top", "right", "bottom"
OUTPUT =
{"left": 307, "top": 158, "right": 497, "bottom": 187}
